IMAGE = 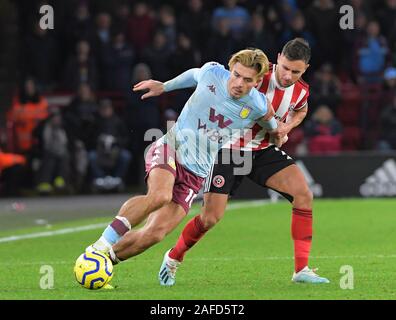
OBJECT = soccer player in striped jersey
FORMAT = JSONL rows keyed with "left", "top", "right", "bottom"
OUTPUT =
{"left": 158, "top": 38, "right": 330, "bottom": 285}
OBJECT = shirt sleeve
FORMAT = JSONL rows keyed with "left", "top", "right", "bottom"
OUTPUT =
{"left": 293, "top": 89, "right": 309, "bottom": 110}
{"left": 163, "top": 68, "right": 200, "bottom": 92}
{"left": 163, "top": 62, "right": 222, "bottom": 92}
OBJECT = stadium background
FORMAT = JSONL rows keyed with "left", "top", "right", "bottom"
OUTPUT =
{"left": 0, "top": 0, "right": 396, "bottom": 301}
{"left": 0, "top": 0, "right": 395, "bottom": 197}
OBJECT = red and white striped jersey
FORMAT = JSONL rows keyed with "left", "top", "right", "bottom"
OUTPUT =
{"left": 225, "top": 63, "right": 309, "bottom": 151}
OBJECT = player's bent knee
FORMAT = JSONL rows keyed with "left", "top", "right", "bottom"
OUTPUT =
{"left": 149, "top": 192, "right": 173, "bottom": 209}
{"left": 293, "top": 186, "right": 313, "bottom": 208}
{"left": 200, "top": 213, "right": 221, "bottom": 230}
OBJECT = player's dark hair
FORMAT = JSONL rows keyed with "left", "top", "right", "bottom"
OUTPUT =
{"left": 281, "top": 38, "right": 311, "bottom": 64}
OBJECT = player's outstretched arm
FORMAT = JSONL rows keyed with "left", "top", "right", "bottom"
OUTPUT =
{"left": 133, "top": 68, "right": 201, "bottom": 100}
{"left": 133, "top": 80, "right": 164, "bottom": 100}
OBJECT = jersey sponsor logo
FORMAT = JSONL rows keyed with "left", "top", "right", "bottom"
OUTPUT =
{"left": 209, "top": 107, "right": 233, "bottom": 128}
{"left": 360, "top": 159, "right": 396, "bottom": 197}
{"left": 212, "top": 175, "right": 225, "bottom": 188}
{"left": 239, "top": 106, "right": 252, "bottom": 119}
{"left": 207, "top": 84, "right": 216, "bottom": 95}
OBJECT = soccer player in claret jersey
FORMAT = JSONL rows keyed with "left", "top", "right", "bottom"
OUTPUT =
{"left": 106, "top": 39, "right": 328, "bottom": 286}
{"left": 157, "top": 38, "right": 330, "bottom": 285}
{"left": 84, "top": 48, "right": 284, "bottom": 286}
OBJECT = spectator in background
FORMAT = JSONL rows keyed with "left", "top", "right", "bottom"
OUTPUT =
{"left": 125, "top": 63, "right": 161, "bottom": 154}
{"left": 309, "top": 63, "right": 341, "bottom": 115}
{"left": 245, "top": 12, "right": 277, "bottom": 61}
{"left": 305, "top": 104, "right": 343, "bottom": 154}
{"left": 378, "top": 95, "right": 396, "bottom": 151}
{"left": 33, "top": 108, "right": 71, "bottom": 195}
{"left": 169, "top": 33, "right": 197, "bottom": 76}
{"left": 281, "top": 11, "right": 315, "bottom": 53}
{"left": 7, "top": 78, "right": 48, "bottom": 154}
{"left": 63, "top": 83, "right": 98, "bottom": 150}
{"left": 0, "top": 149, "right": 27, "bottom": 196}
{"left": 306, "top": 0, "right": 341, "bottom": 68}
{"left": 23, "top": 21, "right": 58, "bottom": 91}
{"left": 376, "top": 0, "right": 396, "bottom": 40}
{"left": 62, "top": 40, "right": 98, "bottom": 91}
{"left": 142, "top": 31, "right": 172, "bottom": 81}
{"left": 264, "top": 4, "right": 285, "bottom": 41}
{"left": 382, "top": 67, "right": 396, "bottom": 106}
{"left": 126, "top": 2, "right": 156, "bottom": 59}
{"left": 212, "top": 0, "right": 250, "bottom": 40}
{"left": 388, "top": 23, "right": 396, "bottom": 66}
{"left": 205, "top": 18, "right": 240, "bottom": 66}
{"left": 92, "top": 12, "right": 113, "bottom": 53}
{"left": 356, "top": 20, "right": 388, "bottom": 84}
{"left": 88, "top": 99, "right": 131, "bottom": 192}
{"left": 342, "top": 11, "right": 368, "bottom": 81}
{"left": 112, "top": 2, "right": 131, "bottom": 35}
{"left": 100, "top": 30, "right": 135, "bottom": 91}
{"left": 157, "top": 5, "right": 177, "bottom": 52}
{"left": 178, "top": 0, "right": 211, "bottom": 50}
{"left": 66, "top": 3, "right": 95, "bottom": 57}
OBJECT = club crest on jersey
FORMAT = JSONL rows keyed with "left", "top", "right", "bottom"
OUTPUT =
{"left": 168, "top": 156, "right": 176, "bottom": 170}
{"left": 212, "top": 175, "right": 225, "bottom": 188}
{"left": 239, "top": 106, "right": 252, "bottom": 119}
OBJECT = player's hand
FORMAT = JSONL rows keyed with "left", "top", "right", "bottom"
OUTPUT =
{"left": 133, "top": 80, "right": 164, "bottom": 99}
{"left": 269, "top": 134, "right": 288, "bottom": 147}
{"left": 268, "top": 121, "right": 289, "bottom": 147}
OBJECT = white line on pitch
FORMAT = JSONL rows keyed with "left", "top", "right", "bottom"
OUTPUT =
{"left": 0, "top": 200, "right": 271, "bottom": 244}
{"left": 0, "top": 223, "right": 108, "bottom": 243}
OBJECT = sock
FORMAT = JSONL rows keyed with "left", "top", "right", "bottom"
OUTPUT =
{"left": 291, "top": 208, "right": 313, "bottom": 273}
{"left": 97, "top": 216, "right": 131, "bottom": 251}
{"left": 169, "top": 215, "right": 208, "bottom": 262}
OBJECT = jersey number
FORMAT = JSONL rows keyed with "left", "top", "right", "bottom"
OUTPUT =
{"left": 185, "top": 189, "right": 197, "bottom": 208}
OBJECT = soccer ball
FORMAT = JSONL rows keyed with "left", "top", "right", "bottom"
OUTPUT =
{"left": 74, "top": 251, "right": 113, "bottom": 290}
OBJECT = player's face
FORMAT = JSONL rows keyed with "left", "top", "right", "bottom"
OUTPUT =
{"left": 228, "top": 62, "right": 262, "bottom": 99}
{"left": 276, "top": 54, "right": 309, "bottom": 87}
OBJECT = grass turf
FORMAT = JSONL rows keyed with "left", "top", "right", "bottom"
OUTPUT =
{"left": 0, "top": 198, "right": 395, "bottom": 300}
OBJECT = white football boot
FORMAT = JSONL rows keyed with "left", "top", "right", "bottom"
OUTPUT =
{"left": 158, "top": 249, "right": 181, "bottom": 286}
{"left": 292, "top": 266, "right": 330, "bottom": 284}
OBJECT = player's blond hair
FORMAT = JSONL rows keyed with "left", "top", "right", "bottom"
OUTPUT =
{"left": 228, "top": 48, "right": 269, "bottom": 78}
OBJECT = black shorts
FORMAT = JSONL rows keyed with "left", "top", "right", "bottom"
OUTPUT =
{"left": 204, "top": 146, "right": 295, "bottom": 196}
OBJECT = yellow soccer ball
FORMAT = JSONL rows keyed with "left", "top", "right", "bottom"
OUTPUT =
{"left": 74, "top": 251, "right": 113, "bottom": 290}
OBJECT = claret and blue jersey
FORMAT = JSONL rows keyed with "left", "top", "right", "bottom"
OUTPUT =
{"left": 160, "top": 62, "right": 269, "bottom": 178}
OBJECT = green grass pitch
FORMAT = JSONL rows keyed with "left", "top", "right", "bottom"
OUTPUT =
{"left": 0, "top": 198, "right": 395, "bottom": 300}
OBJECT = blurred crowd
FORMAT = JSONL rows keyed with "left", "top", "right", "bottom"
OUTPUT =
{"left": 1, "top": 0, "right": 396, "bottom": 196}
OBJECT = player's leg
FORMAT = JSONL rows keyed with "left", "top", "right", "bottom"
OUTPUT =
{"left": 157, "top": 192, "right": 230, "bottom": 286}
{"left": 158, "top": 149, "right": 241, "bottom": 286}
{"left": 88, "top": 167, "right": 175, "bottom": 253}
{"left": 249, "top": 147, "right": 329, "bottom": 283}
{"left": 264, "top": 164, "right": 314, "bottom": 270}
{"left": 112, "top": 201, "right": 186, "bottom": 261}
{"left": 265, "top": 165, "right": 328, "bottom": 283}
{"left": 168, "top": 191, "right": 229, "bottom": 262}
